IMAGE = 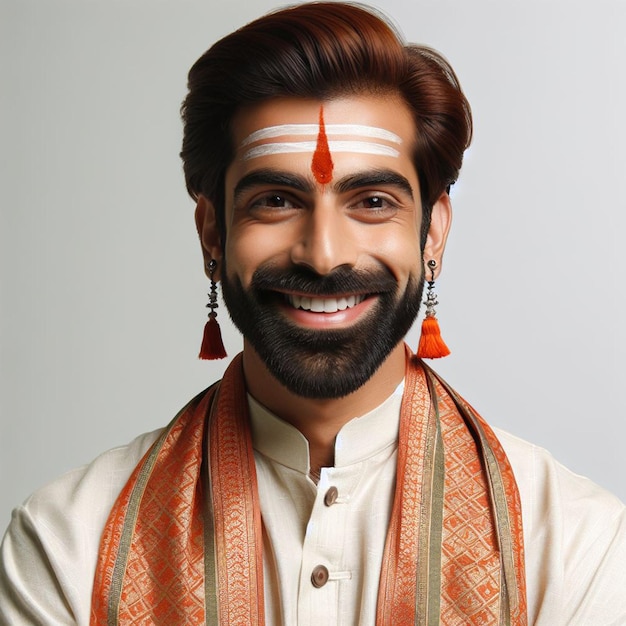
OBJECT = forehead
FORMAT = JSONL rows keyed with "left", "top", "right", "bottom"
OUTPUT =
{"left": 230, "top": 94, "right": 417, "bottom": 158}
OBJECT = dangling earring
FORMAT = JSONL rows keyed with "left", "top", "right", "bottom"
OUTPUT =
{"left": 417, "top": 259, "right": 450, "bottom": 359}
{"left": 199, "top": 259, "right": 227, "bottom": 360}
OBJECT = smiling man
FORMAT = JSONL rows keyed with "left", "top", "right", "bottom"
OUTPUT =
{"left": 1, "top": 3, "right": 625, "bottom": 626}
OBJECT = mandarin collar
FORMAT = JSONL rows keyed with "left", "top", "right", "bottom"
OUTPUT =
{"left": 247, "top": 381, "right": 404, "bottom": 475}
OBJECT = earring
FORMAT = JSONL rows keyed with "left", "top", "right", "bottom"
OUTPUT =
{"left": 199, "top": 259, "right": 227, "bottom": 360}
{"left": 417, "top": 259, "right": 450, "bottom": 359}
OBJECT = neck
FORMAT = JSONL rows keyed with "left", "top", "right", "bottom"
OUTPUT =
{"left": 242, "top": 341, "right": 406, "bottom": 476}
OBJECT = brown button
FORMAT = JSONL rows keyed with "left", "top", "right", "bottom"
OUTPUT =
{"left": 311, "top": 564, "right": 329, "bottom": 588}
{"left": 324, "top": 486, "right": 339, "bottom": 507}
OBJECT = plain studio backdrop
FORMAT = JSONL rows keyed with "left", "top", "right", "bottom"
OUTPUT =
{"left": 1, "top": 0, "right": 625, "bottom": 527}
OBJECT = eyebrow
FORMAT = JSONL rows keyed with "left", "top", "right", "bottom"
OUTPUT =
{"left": 334, "top": 169, "right": 414, "bottom": 198}
{"left": 233, "top": 169, "right": 314, "bottom": 205}
{"left": 232, "top": 167, "right": 414, "bottom": 205}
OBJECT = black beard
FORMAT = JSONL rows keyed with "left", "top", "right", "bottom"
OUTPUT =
{"left": 221, "top": 263, "right": 424, "bottom": 399}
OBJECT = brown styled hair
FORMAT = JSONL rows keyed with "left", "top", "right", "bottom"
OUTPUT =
{"left": 180, "top": 2, "right": 472, "bottom": 240}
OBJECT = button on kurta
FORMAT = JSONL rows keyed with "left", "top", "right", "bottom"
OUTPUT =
{"left": 311, "top": 565, "right": 330, "bottom": 588}
{"left": 324, "top": 486, "right": 339, "bottom": 506}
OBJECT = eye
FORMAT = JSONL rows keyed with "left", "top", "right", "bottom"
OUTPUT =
{"left": 349, "top": 193, "right": 399, "bottom": 222}
{"left": 359, "top": 195, "right": 389, "bottom": 209}
{"left": 250, "top": 193, "right": 297, "bottom": 210}
{"left": 244, "top": 191, "right": 304, "bottom": 222}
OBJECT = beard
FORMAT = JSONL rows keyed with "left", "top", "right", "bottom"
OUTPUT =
{"left": 221, "top": 262, "right": 424, "bottom": 399}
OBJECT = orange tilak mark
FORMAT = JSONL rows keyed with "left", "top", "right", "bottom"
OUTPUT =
{"left": 311, "top": 106, "right": 334, "bottom": 184}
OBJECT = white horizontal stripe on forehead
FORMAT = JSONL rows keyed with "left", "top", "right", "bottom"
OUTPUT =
{"left": 242, "top": 141, "right": 400, "bottom": 160}
{"left": 241, "top": 124, "right": 402, "bottom": 146}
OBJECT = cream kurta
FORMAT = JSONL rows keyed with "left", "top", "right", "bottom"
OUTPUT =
{"left": 1, "top": 388, "right": 625, "bottom": 625}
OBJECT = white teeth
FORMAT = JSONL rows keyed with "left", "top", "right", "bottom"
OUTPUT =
{"left": 287, "top": 294, "right": 366, "bottom": 312}
{"left": 310, "top": 298, "right": 325, "bottom": 312}
{"left": 324, "top": 298, "right": 339, "bottom": 313}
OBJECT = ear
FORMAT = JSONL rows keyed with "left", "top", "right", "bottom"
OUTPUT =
{"left": 423, "top": 191, "right": 452, "bottom": 279}
{"left": 195, "top": 195, "right": 223, "bottom": 280}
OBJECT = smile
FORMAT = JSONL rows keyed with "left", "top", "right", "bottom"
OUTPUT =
{"left": 286, "top": 293, "right": 367, "bottom": 313}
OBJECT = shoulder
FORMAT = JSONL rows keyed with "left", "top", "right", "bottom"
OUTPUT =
{"left": 493, "top": 426, "right": 625, "bottom": 524}
{"left": 16, "top": 428, "right": 164, "bottom": 554}
{"left": 23, "top": 428, "right": 162, "bottom": 520}
{"left": 0, "top": 428, "right": 162, "bottom": 625}
{"left": 493, "top": 427, "right": 626, "bottom": 625}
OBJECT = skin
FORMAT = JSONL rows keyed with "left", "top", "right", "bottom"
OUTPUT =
{"left": 196, "top": 93, "right": 452, "bottom": 476}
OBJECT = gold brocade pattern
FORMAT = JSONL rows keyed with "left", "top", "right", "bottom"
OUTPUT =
{"left": 432, "top": 377, "right": 528, "bottom": 624}
{"left": 436, "top": 378, "right": 502, "bottom": 623}
{"left": 377, "top": 360, "right": 433, "bottom": 624}
{"left": 90, "top": 392, "right": 210, "bottom": 625}
{"left": 209, "top": 360, "right": 265, "bottom": 625}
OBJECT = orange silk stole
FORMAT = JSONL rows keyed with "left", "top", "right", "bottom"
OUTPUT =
{"left": 91, "top": 351, "right": 527, "bottom": 625}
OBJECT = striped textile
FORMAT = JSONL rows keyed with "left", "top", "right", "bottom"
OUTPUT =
{"left": 91, "top": 349, "right": 527, "bottom": 625}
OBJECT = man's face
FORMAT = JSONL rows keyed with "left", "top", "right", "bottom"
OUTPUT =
{"left": 217, "top": 94, "right": 439, "bottom": 398}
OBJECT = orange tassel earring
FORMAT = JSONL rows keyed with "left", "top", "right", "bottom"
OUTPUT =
{"left": 417, "top": 259, "right": 450, "bottom": 359}
{"left": 199, "top": 259, "right": 227, "bottom": 360}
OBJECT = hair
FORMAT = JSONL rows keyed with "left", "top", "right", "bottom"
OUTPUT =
{"left": 180, "top": 2, "right": 472, "bottom": 242}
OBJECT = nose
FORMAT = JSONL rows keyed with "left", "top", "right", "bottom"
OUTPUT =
{"left": 290, "top": 202, "right": 358, "bottom": 275}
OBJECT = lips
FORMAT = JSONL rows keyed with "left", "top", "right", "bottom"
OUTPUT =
{"left": 286, "top": 293, "right": 367, "bottom": 313}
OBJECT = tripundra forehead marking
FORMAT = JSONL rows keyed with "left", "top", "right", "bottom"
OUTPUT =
{"left": 242, "top": 141, "right": 400, "bottom": 160}
{"left": 241, "top": 124, "right": 402, "bottom": 145}
{"left": 239, "top": 118, "right": 403, "bottom": 162}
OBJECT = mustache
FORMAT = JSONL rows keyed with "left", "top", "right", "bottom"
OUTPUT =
{"left": 250, "top": 264, "right": 397, "bottom": 296}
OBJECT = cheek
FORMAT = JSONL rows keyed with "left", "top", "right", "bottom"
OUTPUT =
{"left": 224, "top": 225, "right": 293, "bottom": 286}
{"left": 365, "top": 223, "right": 423, "bottom": 282}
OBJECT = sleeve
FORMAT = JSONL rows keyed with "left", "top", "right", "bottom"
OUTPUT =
{"left": 0, "top": 429, "right": 162, "bottom": 626}
{"left": 498, "top": 429, "right": 626, "bottom": 626}
{"left": 0, "top": 506, "right": 77, "bottom": 625}
{"left": 556, "top": 461, "right": 626, "bottom": 625}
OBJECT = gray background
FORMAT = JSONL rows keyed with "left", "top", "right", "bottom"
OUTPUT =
{"left": 1, "top": 0, "right": 625, "bottom": 528}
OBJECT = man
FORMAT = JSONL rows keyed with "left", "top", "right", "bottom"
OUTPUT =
{"left": 1, "top": 3, "right": 625, "bottom": 625}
